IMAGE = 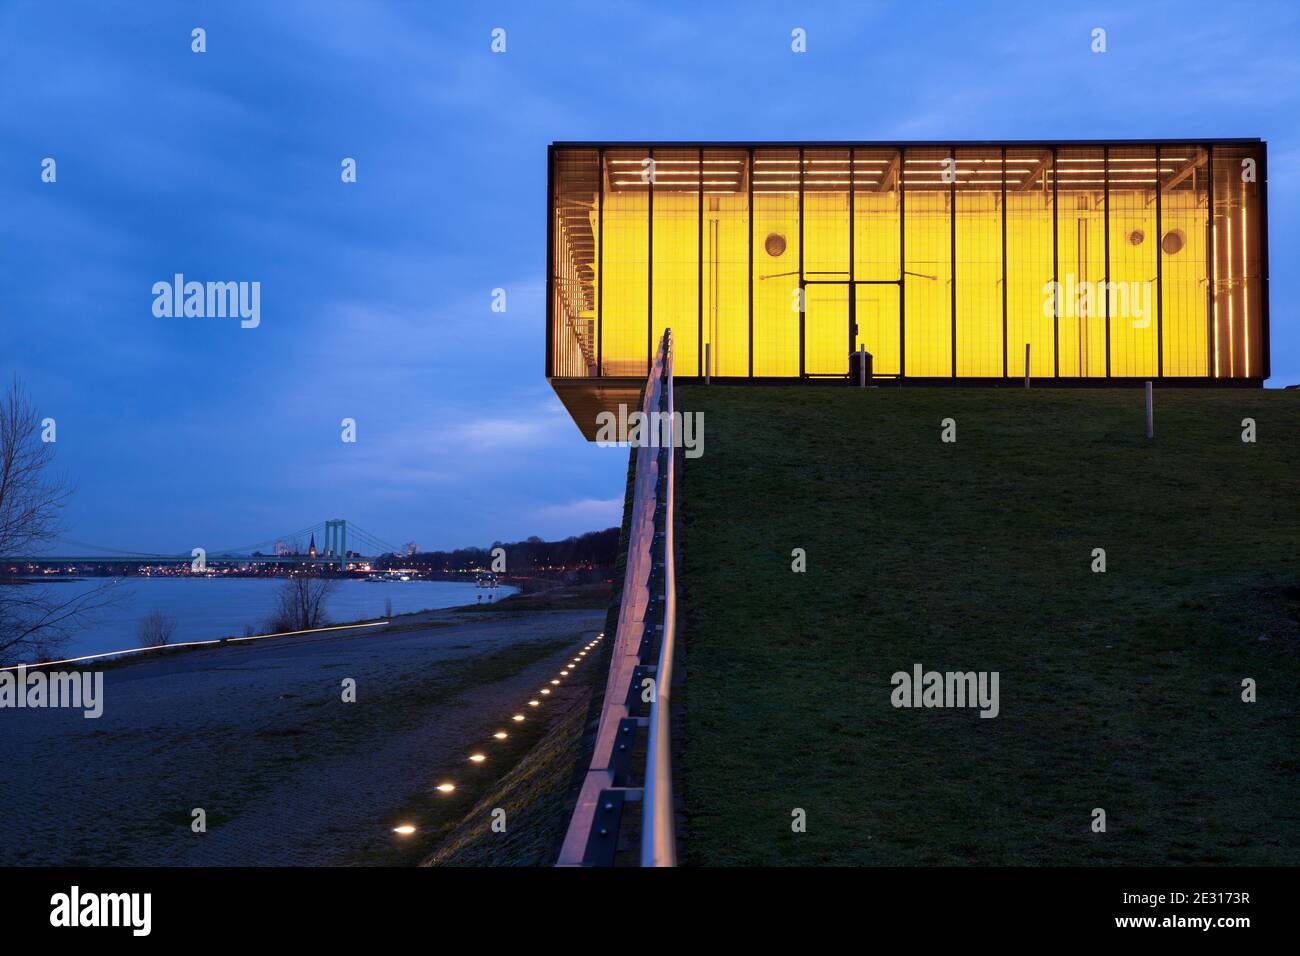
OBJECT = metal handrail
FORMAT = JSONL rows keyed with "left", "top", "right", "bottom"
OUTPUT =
{"left": 557, "top": 329, "right": 677, "bottom": 867}
{"left": 642, "top": 332, "right": 676, "bottom": 867}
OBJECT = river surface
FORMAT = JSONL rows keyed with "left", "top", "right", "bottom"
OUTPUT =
{"left": 11, "top": 577, "right": 515, "bottom": 659}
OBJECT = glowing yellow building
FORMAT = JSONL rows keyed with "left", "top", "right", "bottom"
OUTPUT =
{"left": 549, "top": 141, "right": 1269, "bottom": 435}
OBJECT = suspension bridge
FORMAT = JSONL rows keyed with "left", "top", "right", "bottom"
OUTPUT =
{"left": 1, "top": 519, "right": 403, "bottom": 571}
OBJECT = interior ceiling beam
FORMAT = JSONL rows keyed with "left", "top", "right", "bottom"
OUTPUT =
{"left": 1013, "top": 152, "right": 1053, "bottom": 192}
{"left": 877, "top": 153, "right": 900, "bottom": 192}
{"left": 1160, "top": 150, "right": 1207, "bottom": 190}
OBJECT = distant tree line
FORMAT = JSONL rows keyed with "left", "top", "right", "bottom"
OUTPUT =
{"left": 376, "top": 527, "right": 619, "bottom": 576}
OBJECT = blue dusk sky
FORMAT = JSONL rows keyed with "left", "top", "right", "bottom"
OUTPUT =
{"left": 1, "top": 1, "right": 1296, "bottom": 553}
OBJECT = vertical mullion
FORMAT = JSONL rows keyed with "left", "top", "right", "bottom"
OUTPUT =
{"left": 1206, "top": 144, "right": 1216, "bottom": 377}
{"left": 849, "top": 149, "right": 856, "bottom": 360}
{"left": 899, "top": 147, "right": 906, "bottom": 378}
{"left": 748, "top": 147, "right": 754, "bottom": 378}
{"left": 798, "top": 147, "right": 805, "bottom": 378}
{"left": 597, "top": 147, "right": 604, "bottom": 378}
{"left": 1104, "top": 147, "right": 1111, "bottom": 378}
{"left": 647, "top": 146, "right": 653, "bottom": 370}
{"left": 1156, "top": 145, "right": 1164, "bottom": 377}
{"left": 1051, "top": 146, "right": 1060, "bottom": 378}
{"left": 697, "top": 147, "right": 703, "bottom": 378}
{"left": 950, "top": 146, "right": 957, "bottom": 377}
{"left": 1000, "top": 146, "right": 1008, "bottom": 378}
{"left": 849, "top": 150, "right": 856, "bottom": 283}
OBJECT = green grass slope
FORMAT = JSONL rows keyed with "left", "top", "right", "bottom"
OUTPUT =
{"left": 676, "top": 386, "right": 1299, "bottom": 866}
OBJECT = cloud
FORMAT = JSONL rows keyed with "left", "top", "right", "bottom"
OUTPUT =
{"left": 531, "top": 497, "right": 624, "bottom": 533}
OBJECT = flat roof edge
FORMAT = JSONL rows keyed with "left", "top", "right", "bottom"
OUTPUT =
{"left": 550, "top": 138, "right": 1265, "bottom": 147}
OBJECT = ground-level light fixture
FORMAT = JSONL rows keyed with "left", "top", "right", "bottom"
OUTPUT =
{"left": 512, "top": 714, "right": 525, "bottom": 722}
{"left": 493, "top": 731, "right": 508, "bottom": 739}
{"left": 436, "top": 783, "right": 455, "bottom": 793}
{"left": 393, "top": 825, "right": 416, "bottom": 835}
{"left": 469, "top": 754, "right": 486, "bottom": 763}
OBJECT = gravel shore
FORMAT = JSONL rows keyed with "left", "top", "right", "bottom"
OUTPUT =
{"left": 0, "top": 605, "right": 604, "bottom": 865}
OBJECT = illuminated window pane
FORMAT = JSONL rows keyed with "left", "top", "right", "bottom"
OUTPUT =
{"left": 803, "top": 149, "right": 850, "bottom": 375}
{"left": 753, "top": 149, "right": 800, "bottom": 376}
{"left": 1055, "top": 147, "right": 1106, "bottom": 377}
{"left": 602, "top": 149, "right": 650, "bottom": 377}
{"left": 954, "top": 148, "right": 1003, "bottom": 377}
{"left": 1212, "top": 144, "right": 1263, "bottom": 378}
{"left": 551, "top": 148, "right": 599, "bottom": 377}
{"left": 854, "top": 149, "right": 901, "bottom": 281}
{"left": 1005, "top": 148, "right": 1055, "bottom": 378}
{"left": 856, "top": 284, "right": 900, "bottom": 375}
{"left": 903, "top": 148, "right": 952, "bottom": 377}
{"left": 1160, "top": 146, "right": 1209, "bottom": 377}
{"left": 651, "top": 148, "right": 699, "bottom": 376}
{"left": 1108, "top": 147, "right": 1159, "bottom": 377}
{"left": 701, "top": 149, "right": 750, "bottom": 377}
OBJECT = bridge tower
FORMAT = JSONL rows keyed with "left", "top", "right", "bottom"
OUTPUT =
{"left": 323, "top": 519, "right": 348, "bottom": 573}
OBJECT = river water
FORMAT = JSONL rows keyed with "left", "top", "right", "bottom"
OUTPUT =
{"left": 11, "top": 577, "right": 516, "bottom": 660}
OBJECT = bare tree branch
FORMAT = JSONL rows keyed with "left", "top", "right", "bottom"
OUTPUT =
{"left": 0, "top": 377, "right": 120, "bottom": 664}
{"left": 265, "top": 575, "right": 335, "bottom": 633}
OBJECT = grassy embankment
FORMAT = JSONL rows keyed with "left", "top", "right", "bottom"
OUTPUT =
{"left": 676, "top": 386, "right": 1299, "bottom": 866}
{"left": 423, "top": 449, "right": 637, "bottom": 866}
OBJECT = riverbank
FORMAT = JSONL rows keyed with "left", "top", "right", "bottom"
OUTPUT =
{"left": 0, "top": 599, "right": 606, "bottom": 865}
{"left": 4, "top": 577, "right": 520, "bottom": 662}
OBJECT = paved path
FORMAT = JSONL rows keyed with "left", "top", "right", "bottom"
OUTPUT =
{"left": 0, "top": 607, "right": 603, "bottom": 865}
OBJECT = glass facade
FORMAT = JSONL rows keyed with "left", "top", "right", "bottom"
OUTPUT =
{"left": 549, "top": 141, "right": 1268, "bottom": 384}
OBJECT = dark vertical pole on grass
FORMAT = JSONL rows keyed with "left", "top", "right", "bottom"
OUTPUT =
{"left": 1024, "top": 343, "right": 1031, "bottom": 389}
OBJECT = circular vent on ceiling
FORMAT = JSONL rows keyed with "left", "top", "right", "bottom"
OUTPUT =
{"left": 1161, "top": 228, "right": 1186, "bottom": 255}
{"left": 1127, "top": 228, "right": 1145, "bottom": 246}
{"left": 764, "top": 232, "right": 787, "bottom": 257}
